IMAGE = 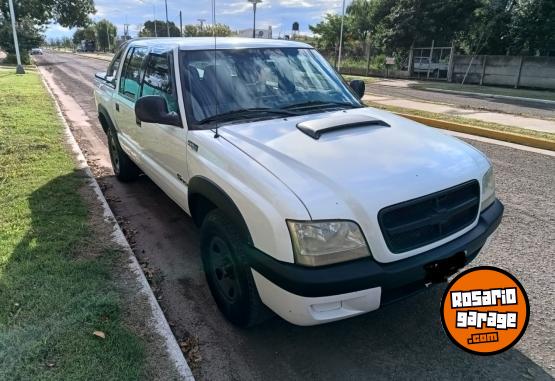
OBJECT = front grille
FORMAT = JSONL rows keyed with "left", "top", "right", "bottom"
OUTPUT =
{"left": 378, "top": 180, "right": 480, "bottom": 254}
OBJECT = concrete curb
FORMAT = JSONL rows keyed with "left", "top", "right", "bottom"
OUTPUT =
{"left": 422, "top": 87, "right": 555, "bottom": 106}
{"left": 397, "top": 112, "right": 555, "bottom": 152}
{"left": 38, "top": 68, "right": 195, "bottom": 381}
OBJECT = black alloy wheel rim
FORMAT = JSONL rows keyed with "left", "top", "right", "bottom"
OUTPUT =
{"left": 109, "top": 133, "right": 120, "bottom": 174}
{"left": 209, "top": 236, "right": 240, "bottom": 303}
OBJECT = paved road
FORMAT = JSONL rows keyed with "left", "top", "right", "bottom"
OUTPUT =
{"left": 365, "top": 83, "right": 555, "bottom": 120}
{"left": 36, "top": 51, "right": 554, "bottom": 380}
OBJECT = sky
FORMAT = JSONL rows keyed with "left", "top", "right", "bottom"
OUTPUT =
{"left": 45, "top": 0, "right": 345, "bottom": 40}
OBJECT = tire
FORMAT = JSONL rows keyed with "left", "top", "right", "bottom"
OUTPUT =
{"left": 107, "top": 126, "right": 140, "bottom": 182}
{"left": 200, "top": 209, "right": 270, "bottom": 327}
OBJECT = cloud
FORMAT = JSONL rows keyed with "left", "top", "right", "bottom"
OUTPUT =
{"left": 44, "top": 0, "right": 344, "bottom": 39}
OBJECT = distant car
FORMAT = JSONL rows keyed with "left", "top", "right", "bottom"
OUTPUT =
{"left": 30, "top": 48, "right": 43, "bottom": 55}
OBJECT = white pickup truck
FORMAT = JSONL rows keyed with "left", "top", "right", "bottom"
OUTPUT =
{"left": 94, "top": 38, "right": 503, "bottom": 327}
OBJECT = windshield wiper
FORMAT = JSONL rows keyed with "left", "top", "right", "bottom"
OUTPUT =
{"left": 282, "top": 101, "right": 362, "bottom": 111}
{"left": 197, "top": 108, "right": 300, "bottom": 125}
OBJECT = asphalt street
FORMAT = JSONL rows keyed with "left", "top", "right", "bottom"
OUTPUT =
{"left": 365, "top": 82, "right": 555, "bottom": 120}
{"left": 36, "top": 51, "right": 554, "bottom": 380}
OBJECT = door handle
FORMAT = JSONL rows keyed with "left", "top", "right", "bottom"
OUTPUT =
{"left": 115, "top": 103, "right": 120, "bottom": 112}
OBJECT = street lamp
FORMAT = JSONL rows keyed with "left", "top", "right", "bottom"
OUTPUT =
{"left": 8, "top": 0, "right": 24, "bottom": 74}
{"left": 248, "top": 0, "right": 262, "bottom": 38}
{"left": 337, "top": 0, "right": 346, "bottom": 71}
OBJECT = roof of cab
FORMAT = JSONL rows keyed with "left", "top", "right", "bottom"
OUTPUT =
{"left": 126, "top": 37, "right": 313, "bottom": 50}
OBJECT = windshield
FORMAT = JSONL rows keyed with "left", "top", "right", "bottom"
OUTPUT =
{"left": 180, "top": 48, "right": 362, "bottom": 127}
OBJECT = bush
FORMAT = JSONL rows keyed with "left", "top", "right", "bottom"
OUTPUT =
{"left": 4, "top": 53, "right": 31, "bottom": 65}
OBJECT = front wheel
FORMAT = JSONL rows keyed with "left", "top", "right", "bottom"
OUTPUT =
{"left": 107, "top": 127, "right": 140, "bottom": 182}
{"left": 200, "top": 209, "right": 270, "bottom": 327}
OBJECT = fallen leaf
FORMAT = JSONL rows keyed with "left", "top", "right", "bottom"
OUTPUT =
{"left": 93, "top": 330, "right": 106, "bottom": 339}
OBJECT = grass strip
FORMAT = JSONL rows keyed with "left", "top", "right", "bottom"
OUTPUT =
{"left": 0, "top": 67, "right": 145, "bottom": 380}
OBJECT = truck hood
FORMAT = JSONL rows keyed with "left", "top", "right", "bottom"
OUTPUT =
{"left": 220, "top": 107, "right": 490, "bottom": 262}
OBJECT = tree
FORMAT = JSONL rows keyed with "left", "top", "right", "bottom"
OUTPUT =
{"left": 508, "top": 0, "right": 555, "bottom": 55}
{"left": 0, "top": 0, "right": 94, "bottom": 56}
{"left": 73, "top": 26, "right": 97, "bottom": 45}
{"left": 309, "top": 13, "right": 350, "bottom": 52}
{"left": 0, "top": 0, "right": 95, "bottom": 27}
{"left": 96, "top": 19, "right": 117, "bottom": 51}
{"left": 139, "top": 20, "right": 181, "bottom": 37}
{"left": 0, "top": 17, "right": 43, "bottom": 63}
{"left": 183, "top": 23, "right": 232, "bottom": 37}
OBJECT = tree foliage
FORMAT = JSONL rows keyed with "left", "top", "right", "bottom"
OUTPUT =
{"left": 0, "top": 0, "right": 94, "bottom": 56}
{"left": 139, "top": 20, "right": 181, "bottom": 37}
{"left": 310, "top": 0, "right": 555, "bottom": 57}
{"left": 73, "top": 26, "right": 97, "bottom": 45}
{"left": 139, "top": 20, "right": 233, "bottom": 38}
{"left": 0, "top": 0, "right": 95, "bottom": 28}
{"left": 95, "top": 19, "right": 117, "bottom": 51}
{"left": 0, "top": 17, "right": 43, "bottom": 61}
{"left": 183, "top": 23, "right": 232, "bottom": 37}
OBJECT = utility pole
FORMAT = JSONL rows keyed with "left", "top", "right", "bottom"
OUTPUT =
{"left": 248, "top": 0, "right": 262, "bottom": 38}
{"left": 154, "top": 5, "right": 158, "bottom": 37}
{"left": 337, "top": 0, "right": 346, "bottom": 72}
{"left": 105, "top": 22, "right": 111, "bottom": 52}
{"left": 179, "top": 11, "right": 183, "bottom": 37}
{"left": 165, "top": 0, "right": 169, "bottom": 37}
{"left": 8, "top": 0, "right": 24, "bottom": 74}
{"left": 198, "top": 18, "right": 206, "bottom": 32}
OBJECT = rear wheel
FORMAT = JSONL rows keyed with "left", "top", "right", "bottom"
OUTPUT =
{"left": 200, "top": 209, "right": 270, "bottom": 327}
{"left": 107, "top": 127, "right": 140, "bottom": 182}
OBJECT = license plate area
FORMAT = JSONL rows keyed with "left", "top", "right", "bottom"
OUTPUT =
{"left": 424, "top": 251, "right": 466, "bottom": 283}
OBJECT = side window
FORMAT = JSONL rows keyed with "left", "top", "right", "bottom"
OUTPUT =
{"left": 141, "top": 52, "right": 179, "bottom": 113}
{"left": 119, "top": 47, "right": 148, "bottom": 101}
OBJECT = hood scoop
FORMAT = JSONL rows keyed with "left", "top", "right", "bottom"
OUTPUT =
{"left": 297, "top": 113, "right": 390, "bottom": 139}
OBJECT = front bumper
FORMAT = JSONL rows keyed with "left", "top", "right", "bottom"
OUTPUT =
{"left": 248, "top": 199, "right": 504, "bottom": 325}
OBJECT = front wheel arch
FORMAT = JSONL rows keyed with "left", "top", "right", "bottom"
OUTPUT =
{"left": 188, "top": 176, "right": 253, "bottom": 245}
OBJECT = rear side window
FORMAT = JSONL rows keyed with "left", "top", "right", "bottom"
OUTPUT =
{"left": 107, "top": 45, "right": 126, "bottom": 79}
{"left": 119, "top": 47, "right": 148, "bottom": 101}
{"left": 141, "top": 52, "right": 179, "bottom": 113}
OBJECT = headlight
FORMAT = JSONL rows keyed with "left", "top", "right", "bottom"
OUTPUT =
{"left": 287, "top": 220, "right": 371, "bottom": 266}
{"left": 481, "top": 167, "right": 496, "bottom": 211}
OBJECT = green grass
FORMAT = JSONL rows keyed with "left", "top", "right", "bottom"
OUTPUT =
{"left": 411, "top": 81, "right": 555, "bottom": 102}
{"left": 364, "top": 100, "right": 555, "bottom": 142}
{"left": 0, "top": 67, "right": 145, "bottom": 380}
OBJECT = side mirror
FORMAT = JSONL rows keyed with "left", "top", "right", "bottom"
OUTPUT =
{"left": 349, "top": 79, "right": 365, "bottom": 99}
{"left": 135, "top": 96, "right": 181, "bottom": 127}
{"left": 95, "top": 72, "right": 107, "bottom": 81}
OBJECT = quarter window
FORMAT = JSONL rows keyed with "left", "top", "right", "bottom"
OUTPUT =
{"left": 119, "top": 47, "right": 148, "bottom": 101}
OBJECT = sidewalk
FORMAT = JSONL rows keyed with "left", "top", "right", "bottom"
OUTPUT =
{"left": 363, "top": 93, "right": 555, "bottom": 134}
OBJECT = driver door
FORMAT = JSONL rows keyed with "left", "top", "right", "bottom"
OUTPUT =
{"left": 137, "top": 49, "right": 189, "bottom": 209}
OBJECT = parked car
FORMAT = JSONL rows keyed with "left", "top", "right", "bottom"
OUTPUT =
{"left": 94, "top": 38, "right": 503, "bottom": 327}
{"left": 30, "top": 48, "right": 43, "bottom": 55}
{"left": 413, "top": 56, "right": 448, "bottom": 73}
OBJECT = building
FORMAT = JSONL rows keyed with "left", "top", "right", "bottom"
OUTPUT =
{"left": 237, "top": 26, "right": 272, "bottom": 39}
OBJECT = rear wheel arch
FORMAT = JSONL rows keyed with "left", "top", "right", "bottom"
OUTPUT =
{"left": 98, "top": 105, "right": 113, "bottom": 134}
{"left": 188, "top": 176, "right": 253, "bottom": 245}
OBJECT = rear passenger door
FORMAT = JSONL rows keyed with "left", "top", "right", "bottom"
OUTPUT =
{"left": 137, "top": 49, "right": 189, "bottom": 209}
{"left": 114, "top": 46, "right": 148, "bottom": 162}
